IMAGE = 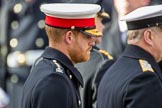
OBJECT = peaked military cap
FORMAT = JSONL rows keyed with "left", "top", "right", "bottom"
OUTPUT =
{"left": 40, "top": 3, "right": 102, "bottom": 37}
{"left": 47, "top": 0, "right": 99, "bottom": 4}
{"left": 120, "top": 5, "right": 162, "bottom": 30}
{"left": 46, "top": 0, "right": 109, "bottom": 18}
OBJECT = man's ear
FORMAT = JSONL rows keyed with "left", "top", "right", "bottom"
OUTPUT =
{"left": 143, "top": 29, "right": 154, "bottom": 46}
{"left": 64, "top": 31, "right": 74, "bottom": 44}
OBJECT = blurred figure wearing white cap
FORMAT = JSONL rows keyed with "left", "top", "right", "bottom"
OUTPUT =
{"left": 97, "top": 4, "right": 162, "bottom": 108}
{"left": 20, "top": 3, "right": 101, "bottom": 108}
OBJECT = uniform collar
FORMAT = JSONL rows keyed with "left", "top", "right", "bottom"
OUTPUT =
{"left": 123, "top": 45, "right": 154, "bottom": 60}
{"left": 42, "top": 47, "right": 84, "bottom": 87}
{"left": 123, "top": 45, "right": 162, "bottom": 81}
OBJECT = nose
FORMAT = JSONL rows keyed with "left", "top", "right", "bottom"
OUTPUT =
{"left": 88, "top": 36, "right": 96, "bottom": 46}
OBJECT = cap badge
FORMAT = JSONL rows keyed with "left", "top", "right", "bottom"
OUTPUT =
{"left": 71, "top": 26, "right": 75, "bottom": 30}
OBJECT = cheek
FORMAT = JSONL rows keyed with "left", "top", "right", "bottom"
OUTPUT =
{"left": 158, "top": 38, "right": 162, "bottom": 47}
{"left": 155, "top": 39, "right": 162, "bottom": 54}
{"left": 159, "top": 41, "right": 162, "bottom": 52}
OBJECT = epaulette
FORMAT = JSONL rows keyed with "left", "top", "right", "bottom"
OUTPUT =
{"left": 99, "top": 49, "right": 113, "bottom": 60}
{"left": 53, "top": 60, "right": 64, "bottom": 73}
{"left": 139, "top": 59, "right": 154, "bottom": 72}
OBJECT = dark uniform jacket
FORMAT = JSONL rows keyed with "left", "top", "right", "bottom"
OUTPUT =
{"left": 97, "top": 45, "right": 162, "bottom": 108}
{"left": 76, "top": 46, "right": 114, "bottom": 108}
{"left": 21, "top": 47, "right": 83, "bottom": 108}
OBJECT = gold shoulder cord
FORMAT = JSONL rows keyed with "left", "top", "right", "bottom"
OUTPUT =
{"left": 99, "top": 49, "right": 113, "bottom": 60}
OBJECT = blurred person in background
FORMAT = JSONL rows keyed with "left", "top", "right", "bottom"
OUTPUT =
{"left": 99, "top": 0, "right": 114, "bottom": 24}
{"left": 0, "top": 0, "right": 49, "bottom": 107}
{"left": 0, "top": 0, "right": 10, "bottom": 108}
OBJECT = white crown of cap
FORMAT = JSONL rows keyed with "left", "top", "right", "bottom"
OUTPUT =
{"left": 120, "top": 5, "right": 162, "bottom": 22}
{"left": 40, "top": 3, "right": 101, "bottom": 19}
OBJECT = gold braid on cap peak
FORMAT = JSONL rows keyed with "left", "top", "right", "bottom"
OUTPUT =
{"left": 97, "top": 11, "right": 109, "bottom": 18}
{"left": 99, "top": 49, "right": 113, "bottom": 60}
{"left": 84, "top": 29, "right": 102, "bottom": 37}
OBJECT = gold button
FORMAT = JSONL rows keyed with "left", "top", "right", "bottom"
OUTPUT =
{"left": 13, "top": 3, "right": 22, "bottom": 14}
{"left": 35, "top": 38, "right": 44, "bottom": 48}
{"left": 17, "top": 53, "right": 26, "bottom": 65}
{"left": 11, "top": 74, "right": 19, "bottom": 83}
{"left": 10, "top": 38, "right": 18, "bottom": 48}
{"left": 37, "top": 20, "right": 45, "bottom": 29}
{"left": 11, "top": 21, "right": 19, "bottom": 30}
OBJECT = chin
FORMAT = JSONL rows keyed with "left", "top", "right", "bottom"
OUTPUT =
{"left": 86, "top": 54, "right": 91, "bottom": 60}
{"left": 82, "top": 56, "right": 90, "bottom": 62}
{"left": 75, "top": 57, "right": 89, "bottom": 64}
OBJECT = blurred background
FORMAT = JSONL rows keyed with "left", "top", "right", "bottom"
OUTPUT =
{"left": 0, "top": 0, "right": 162, "bottom": 108}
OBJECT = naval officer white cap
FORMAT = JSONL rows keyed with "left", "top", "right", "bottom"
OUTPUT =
{"left": 120, "top": 5, "right": 162, "bottom": 30}
{"left": 40, "top": 3, "right": 102, "bottom": 37}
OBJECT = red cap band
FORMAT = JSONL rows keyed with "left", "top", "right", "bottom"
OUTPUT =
{"left": 45, "top": 15, "right": 95, "bottom": 28}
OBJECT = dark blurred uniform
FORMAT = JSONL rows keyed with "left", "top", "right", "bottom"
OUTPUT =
{"left": 0, "top": 0, "right": 49, "bottom": 108}
{"left": 91, "top": 56, "right": 115, "bottom": 107}
{"left": 0, "top": 0, "right": 8, "bottom": 90}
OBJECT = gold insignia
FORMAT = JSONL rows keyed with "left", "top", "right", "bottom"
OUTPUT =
{"left": 139, "top": 59, "right": 154, "bottom": 72}
{"left": 99, "top": 50, "right": 113, "bottom": 60}
{"left": 84, "top": 29, "right": 102, "bottom": 37}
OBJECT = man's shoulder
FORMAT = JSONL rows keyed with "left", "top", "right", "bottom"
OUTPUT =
{"left": 92, "top": 46, "right": 113, "bottom": 60}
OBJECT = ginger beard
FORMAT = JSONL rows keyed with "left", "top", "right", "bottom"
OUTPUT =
{"left": 69, "top": 34, "right": 93, "bottom": 64}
